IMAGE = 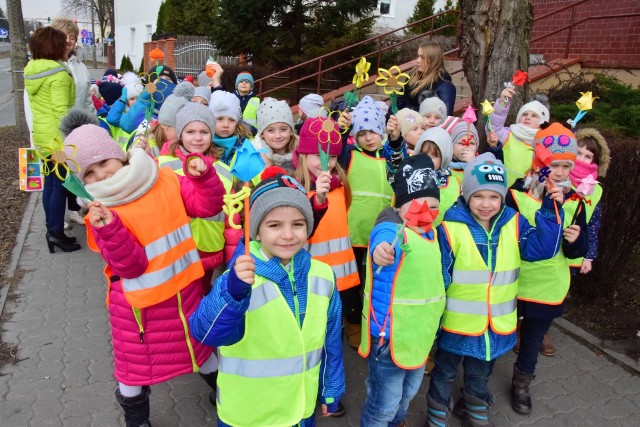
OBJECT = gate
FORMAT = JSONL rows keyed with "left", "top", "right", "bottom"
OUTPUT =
{"left": 174, "top": 36, "right": 238, "bottom": 78}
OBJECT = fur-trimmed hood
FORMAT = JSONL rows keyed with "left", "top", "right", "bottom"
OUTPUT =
{"left": 575, "top": 128, "right": 610, "bottom": 177}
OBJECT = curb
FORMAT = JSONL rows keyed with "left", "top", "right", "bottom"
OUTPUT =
{"left": 553, "top": 317, "right": 640, "bottom": 375}
{"left": 0, "top": 191, "right": 38, "bottom": 317}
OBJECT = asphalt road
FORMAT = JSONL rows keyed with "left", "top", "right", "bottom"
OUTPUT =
{"left": 0, "top": 57, "right": 15, "bottom": 127}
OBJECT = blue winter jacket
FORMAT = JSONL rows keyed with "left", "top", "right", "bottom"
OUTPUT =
{"left": 437, "top": 196, "right": 564, "bottom": 361}
{"left": 188, "top": 240, "right": 345, "bottom": 420}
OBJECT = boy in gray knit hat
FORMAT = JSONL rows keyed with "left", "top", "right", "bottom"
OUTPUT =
{"left": 189, "top": 172, "right": 346, "bottom": 424}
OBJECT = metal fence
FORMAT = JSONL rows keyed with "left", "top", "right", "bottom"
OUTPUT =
{"left": 174, "top": 37, "right": 237, "bottom": 78}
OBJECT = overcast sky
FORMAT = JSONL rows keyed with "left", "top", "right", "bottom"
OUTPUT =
{"left": 1, "top": 0, "right": 64, "bottom": 21}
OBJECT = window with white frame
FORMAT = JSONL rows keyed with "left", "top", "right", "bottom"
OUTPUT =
{"left": 130, "top": 27, "right": 135, "bottom": 52}
{"left": 146, "top": 24, "right": 153, "bottom": 42}
{"left": 379, "top": 0, "right": 392, "bottom": 16}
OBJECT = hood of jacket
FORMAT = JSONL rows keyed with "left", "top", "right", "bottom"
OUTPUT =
{"left": 574, "top": 128, "right": 610, "bottom": 177}
{"left": 24, "top": 59, "right": 69, "bottom": 97}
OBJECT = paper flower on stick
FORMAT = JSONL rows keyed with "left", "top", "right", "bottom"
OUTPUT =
{"left": 404, "top": 200, "right": 436, "bottom": 230}
{"left": 567, "top": 91, "right": 598, "bottom": 128}
{"left": 308, "top": 115, "right": 342, "bottom": 145}
{"left": 149, "top": 48, "right": 164, "bottom": 64}
{"left": 231, "top": 140, "right": 267, "bottom": 183}
{"left": 353, "top": 57, "right": 371, "bottom": 88}
{"left": 375, "top": 66, "right": 410, "bottom": 115}
{"left": 37, "top": 142, "right": 94, "bottom": 201}
{"left": 481, "top": 99, "right": 495, "bottom": 116}
{"left": 462, "top": 105, "right": 477, "bottom": 124}
{"left": 512, "top": 70, "right": 528, "bottom": 86}
{"left": 205, "top": 56, "right": 217, "bottom": 78}
{"left": 576, "top": 175, "right": 598, "bottom": 197}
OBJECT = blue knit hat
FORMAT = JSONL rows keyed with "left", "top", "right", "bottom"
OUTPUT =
{"left": 235, "top": 72, "right": 254, "bottom": 90}
{"left": 351, "top": 95, "right": 385, "bottom": 137}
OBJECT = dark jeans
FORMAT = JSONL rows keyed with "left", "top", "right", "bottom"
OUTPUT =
{"left": 427, "top": 348, "right": 496, "bottom": 405}
{"left": 42, "top": 168, "right": 68, "bottom": 234}
{"left": 515, "top": 317, "right": 554, "bottom": 374}
{"left": 340, "top": 285, "right": 362, "bottom": 324}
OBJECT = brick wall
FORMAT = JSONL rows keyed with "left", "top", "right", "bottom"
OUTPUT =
{"left": 142, "top": 38, "right": 177, "bottom": 74}
{"left": 531, "top": 0, "right": 640, "bottom": 68}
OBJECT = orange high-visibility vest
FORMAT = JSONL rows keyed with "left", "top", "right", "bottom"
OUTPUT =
{"left": 87, "top": 168, "right": 204, "bottom": 308}
{"left": 306, "top": 186, "right": 360, "bottom": 291}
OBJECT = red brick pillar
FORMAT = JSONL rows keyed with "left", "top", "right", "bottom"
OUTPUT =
{"left": 165, "top": 38, "right": 177, "bottom": 71}
{"left": 142, "top": 41, "right": 156, "bottom": 73}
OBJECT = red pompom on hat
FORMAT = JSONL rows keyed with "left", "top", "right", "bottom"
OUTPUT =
{"left": 261, "top": 165, "right": 288, "bottom": 180}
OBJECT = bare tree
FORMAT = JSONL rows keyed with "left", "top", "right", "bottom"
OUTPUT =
{"left": 62, "top": 0, "right": 114, "bottom": 40}
{"left": 7, "top": 0, "right": 28, "bottom": 138}
{"left": 459, "top": 0, "right": 533, "bottom": 111}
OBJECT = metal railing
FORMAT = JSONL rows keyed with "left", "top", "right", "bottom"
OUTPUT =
{"left": 254, "top": 10, "right": 461, "bottom": 100}
{"left": 173, "top": 39, "right": 238, "bottom": 78}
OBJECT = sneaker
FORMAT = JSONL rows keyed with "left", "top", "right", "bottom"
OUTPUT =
{"left": 69, "top": 210, "right": 85, "bottom": 225}
{"left": 602, "top": 335, "right": 640, "bottom": 354}
{"left": 540, "top": 333, "right": 556, "bottom": 357}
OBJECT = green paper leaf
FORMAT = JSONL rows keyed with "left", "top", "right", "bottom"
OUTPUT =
{"left": 390, "top": 93, "right": 398, "bottom": 115}
{"left": 62, "top": 174, "right": 94, "bottom": 201}
{"left": 318, "top": 143, "right": 330, "bottom": 171}
{"left": 344, "top": 90, "right": 359, "bottom": 109}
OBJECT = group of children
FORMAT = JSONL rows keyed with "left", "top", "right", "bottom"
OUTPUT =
{"left": 63, "top": 61, "right": 609, "bottom": 427}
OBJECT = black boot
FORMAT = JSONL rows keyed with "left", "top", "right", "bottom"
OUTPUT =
{"left": 115, "top": 386, "right": 152, "bottom": 427}
{"left": 199, "top": 371, "right": 218, "bottom": 406}
{"left": 46, "top": 231, "right": 80, "bottom": 253}
{"left": 511, "top": 365, "right": 535, "bottom": 415}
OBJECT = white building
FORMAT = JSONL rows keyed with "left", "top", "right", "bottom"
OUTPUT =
{"left": 376, "top": 0, "right": 449, "bottom": 30}
{"left": 113, "top": 0, "right": 162, "bottom": 69}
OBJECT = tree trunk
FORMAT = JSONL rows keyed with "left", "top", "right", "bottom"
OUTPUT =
{"left": 459, "top": 0, "right": 533, "bottom": 112}
{"left": 7, "top": 0, "right": 28, "bottom": 139}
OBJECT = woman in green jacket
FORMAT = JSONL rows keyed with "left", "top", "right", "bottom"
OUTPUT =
{"left": 24, "top": 27, "right": 78, "bottom": 252}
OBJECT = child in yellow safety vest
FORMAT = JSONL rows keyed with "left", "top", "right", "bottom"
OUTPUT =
{"left": 60, "top": 110, "right": 225, "bottom": 426}
{"left": 569, "top": 128, "right": 610, "bottom": 274}
{"left": 254, "top": 98, "right": 299, "bottom": 173}
{"left": 209, "top": 90, "right": 254, "bottom": 167}
{"left": 425, "top": 152, "right": 564, "bottom": 427}
{"left": 189, "top": 173, "right": 345, "bottom": 426}
{"left": 336, "top": 95, "right": 400, "bottom": 349}
{"left": 506, "top": 123, "right": 588, "bottom": 416}
{"left": 486, "top": 87, "right": 551, "bottom": 186}
{"left": 359, "top": 154, "right": 445, "bottom": 426}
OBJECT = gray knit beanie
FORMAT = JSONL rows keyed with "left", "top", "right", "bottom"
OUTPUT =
{"left": 193, "top": 86, "right": 211, "bottom": 103}
{"left": 414, "top": 126, "right": 453, "bottom": 170}
{"left": 298, "top": 94, "right": 326, "bottom": 118}
{"left": 419, "top": 97, "right": 447, "bottom": 122}
{"left": 462, "top": 153, "right": 508, "bottom": 203}
{"left": 176, "top": 102, "right": 216, "bottom": 138}
{"left": 157, "top": 94, "right": 188, "bottom": 127}
{"left": 257, "top": 98, "right": 295, "bottom": 137}
{"left": 209, "top": 90, "right": 241, "bottom": 121}
{"left": 249, "top": 174, "right": 313, "bottom": 239}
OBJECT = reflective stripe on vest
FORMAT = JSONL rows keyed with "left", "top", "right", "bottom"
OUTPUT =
{"left": 567, "top": 183, "right": 602, "bottom": 267}
{"left": 217, "top": 249, "right": 335, "bottom": 426}
{"left": 511, "top": 189, "right": 574, "bottom": 304}
{"left": 86, "top": 168, "right": 204, "bottom": 308}
{"left": 435, "top": 175, "right": 461, "bottom": 226}
{"left": 157, "top": 155, "right": 233, "bottom": 253}
{"left": 440, "top": 215, "right": 520, "bottom": 337}
{"left": 347, "top": 150, "right": 394, "bottom": 246}
{"left": 359, "top": 228, "right": 446, "bottom": 369}
{"left": 503, "top": 132, "right": 533, "bottom": 187}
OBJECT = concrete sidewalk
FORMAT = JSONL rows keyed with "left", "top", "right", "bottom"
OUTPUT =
{"left": 0, "top": 193, "right": 639, "bottom": 426}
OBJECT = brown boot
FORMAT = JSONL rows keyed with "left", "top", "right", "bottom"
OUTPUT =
{"left": 540, "top": 334, "right": 556, "bottom": 357}
{"left": 346, "top": 323, "right": 361, "bottom": 350}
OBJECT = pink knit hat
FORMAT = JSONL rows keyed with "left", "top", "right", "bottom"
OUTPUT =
{"left": 297, "top": 117, "right": 342, "bottom": 156}
{"left": 64, "top": 124, "right": 126, "bottom": 183}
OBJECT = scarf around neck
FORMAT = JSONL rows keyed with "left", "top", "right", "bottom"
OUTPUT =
{"left": 509, "top": 123, "right": 539, "bottom": 146}
{"left": 570, "top": 159, "right": 598, "bottom": 188}
{"left": 84, "top": 148, "right": 158, "bottom": 207}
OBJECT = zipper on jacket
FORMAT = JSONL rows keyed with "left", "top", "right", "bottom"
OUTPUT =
{"left": 285, "top": 261, "right": 301, "bottom": 327}
{"left": 482, "top": 208, "right": 503, "bottom": 361}
{"left": 176, "top": 291, "right": 199, "bottom": 372}
{"left": 132, "top": 307, "right": 145, "bottom": 343}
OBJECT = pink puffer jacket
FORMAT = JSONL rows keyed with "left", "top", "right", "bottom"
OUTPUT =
{"left": 91, "top": 157, "right": 223, "bottom": 385}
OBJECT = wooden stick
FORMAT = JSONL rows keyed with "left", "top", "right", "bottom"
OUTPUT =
{"left": 244, "top": 183, "right": 251, "bottom": 256}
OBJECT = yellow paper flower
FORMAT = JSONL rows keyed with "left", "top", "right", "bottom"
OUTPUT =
{"left": 576, "top": 91, "right": 598, "bottom": 111}
{"left": 37, "top": 143, "right": 80, "bottom": 181}
{"left": 374, "top": 66, "right": 410, "bottom": 96}
{"left": 352, "top": 57, "right": 371, "bottom": 89}
{"left": 481, "top": 99, "right": 495, "bottom": 116}
{"left": 222, "top": 186, "right": 251, "bottom": 229}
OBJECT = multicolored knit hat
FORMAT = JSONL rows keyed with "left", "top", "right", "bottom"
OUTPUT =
{"left": 462, "top": 153, "right": 508, "bottom": 203}
{"left": 534, "top": 122, "right": 578, "bottom": 165}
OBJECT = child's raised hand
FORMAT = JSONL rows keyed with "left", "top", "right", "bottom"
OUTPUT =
{"left": 386, "top": 114, "right": 400, "bottom": 140}
{"left": 459, "top": 149, "right": 475, "bottom": 163}
{"left": 487, "top": 131, "right": 499, "bottom": 148}
{"left": 337, "top": 110, "right": 351, "bottom": 130}
{"left": 315, "top": 171, "right": 331, "bottom": 205}
{"left": 234, "top": 255, "right": 255, "bottom": 285}
{"left": 563, "top": 224, "right": 580, "bottom": 243}
{"left": 501, "top": 87, "right": 515, "bottom": 100}
{"left": 87, "top": 201, "right": 113, "bottom": 227}
{"left": 580, "top": 259, "right": 592, "bottom": 274}
{"left": 187, "top": 156, "right": 207, "bottom": 177}
{"left": 546, "top": 186, "right": 565, "bottom": 205}
{"left": 373, "top": 242, "right": 395, "bottom": 267}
